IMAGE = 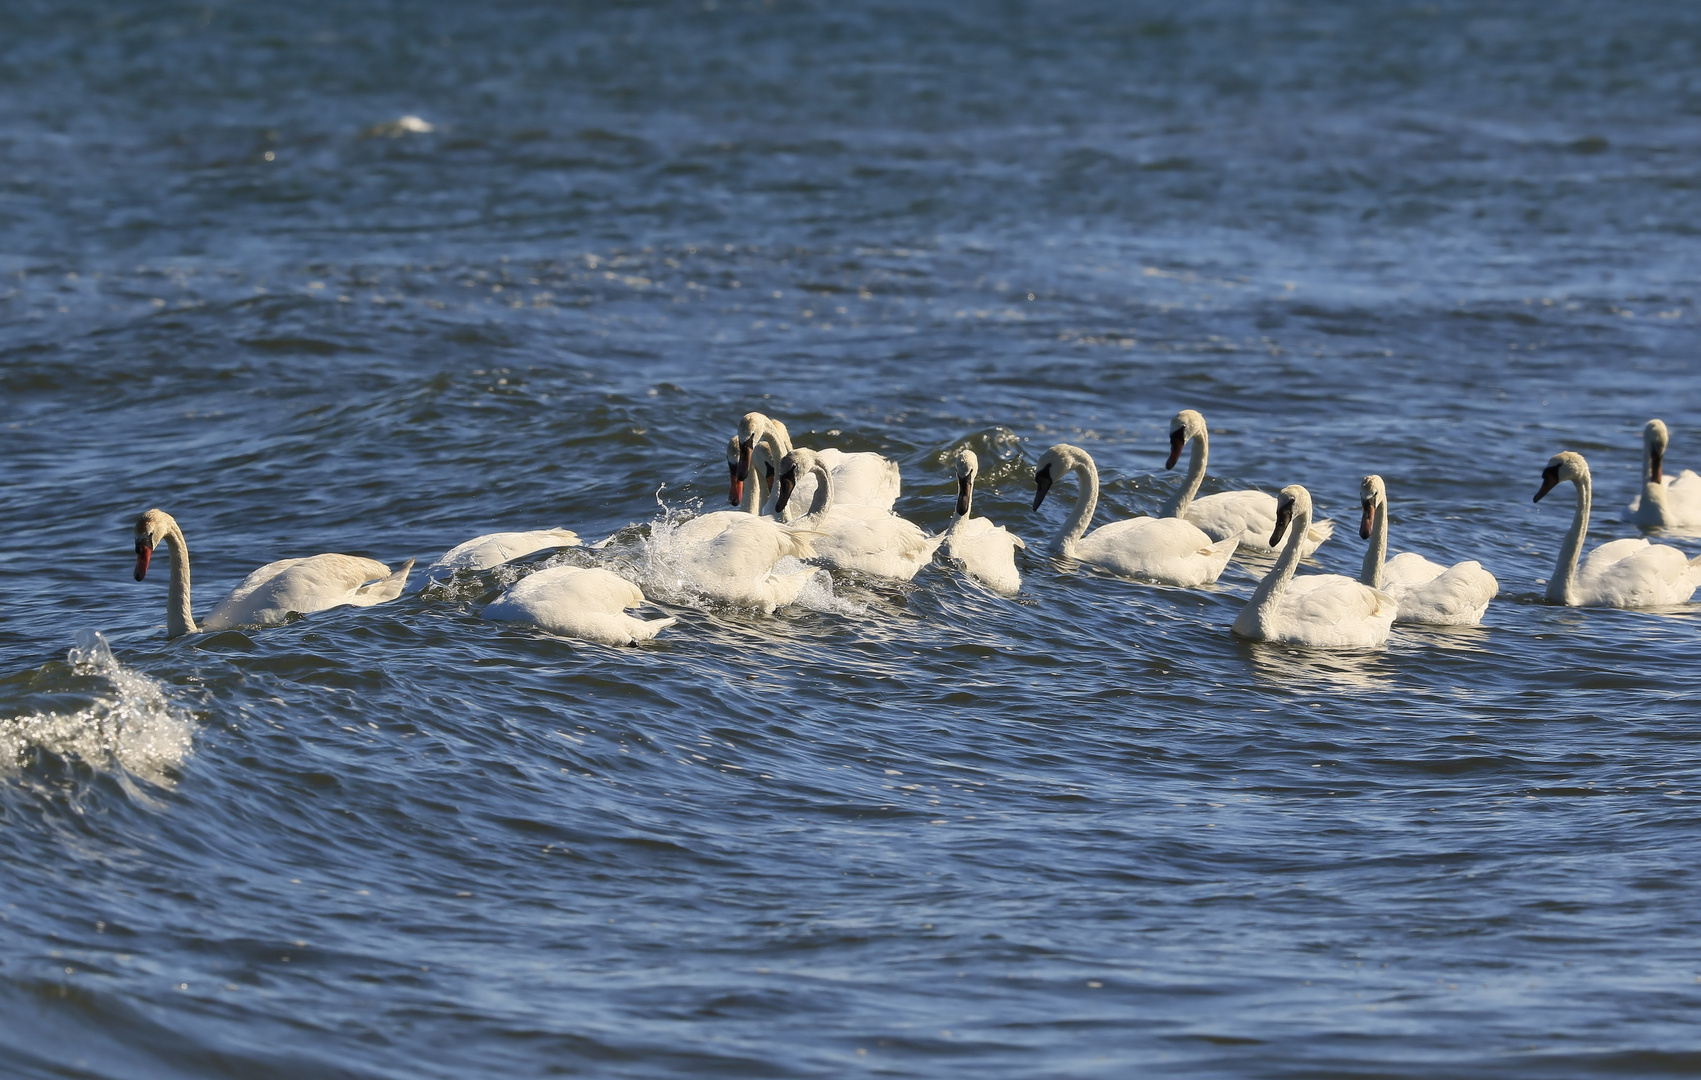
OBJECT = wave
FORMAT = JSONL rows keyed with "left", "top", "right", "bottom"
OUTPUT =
{"left": 0, "top": 630, "right": 193, "bottom": 786}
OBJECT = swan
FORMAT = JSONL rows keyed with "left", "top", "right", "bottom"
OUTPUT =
{"left": 728, "top": 419, "right": 789, "bottom": 513}
{"left": 943, "top": 448, "right": 1025, "bottom": 594}
{"left": 1032, "top": 444, "right": 1237, "bottom": 587}
{"left": 1534, "top": 451, "right": 1701, "bottom": 607}
{"left": 657, "top": 506, "right": 819, "bottom": 612}
{"left": 1164, "top": 409, "right": 1334, "bottom": 556}
{"left": 1358, "top": 474, "right": 1497, "bottom": 625}
{"left": 1627, "top": 419, "right": 1701, "bottom": 530}
{"left": 775, "top": 447, "right": 943, "bottom": 580}
{"left": 1232, "top": 485, "right": 1395, "bottom": 647}
{"left": 483, "top": 566, "right": 675, "bottom": 645}
{"left": 133, "top": 508, "right": 413, "bottom": 639}
{"left": 737, "top": 411, "right": 900, "bottom": 520}
{"left": 428, "top": 529, "right": 581, "bottom": 575}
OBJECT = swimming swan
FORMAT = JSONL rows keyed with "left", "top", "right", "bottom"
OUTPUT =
{"left": 776, "top": 447, "right": 942, "bottom": 580}
{"left": 483, "top": 566, "right": 675, "bottom": 645}
{"left": 1232, "top": 485, "right": 1395, "bottom": 648}
{"left": 944, "top": 448, "right": 1025, "bottom": 594}
{"left": 1358, "top": 474, "right": 1497, "bottom": 625}
{"left": 1534, "top": 451, "right": 1701, "bottom": 607}
{"left": 1165, "top": 409, "right": 1334, "bottom": 556}
{"left": 1032, "top": 443, "right": 1237, "bottom": 587}
{"left": 738, "top": 411, "right": 900, "bottom": 520}
{"left": 429, "top": 529, "right": 581, "bottom": 575}
{"left": 1627, "top": 419, "right": 1701, "bottom": 530}
{"left": 133, "top": 508, "right": 413, "bottom": 639}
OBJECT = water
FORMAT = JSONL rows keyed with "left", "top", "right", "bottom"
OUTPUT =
{"left": 5, "top": 1, "right": 1701, "bottom": 1075}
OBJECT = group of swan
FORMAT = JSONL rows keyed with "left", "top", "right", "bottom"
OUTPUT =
{"left": 129, "top": 412, "right": 1701, "bottom": 651}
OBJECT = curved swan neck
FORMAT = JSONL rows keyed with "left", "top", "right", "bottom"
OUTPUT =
{"left": 1360, "top": 500, "right": 1388, "bottom": 589}
{"left": 1550, "top": 471, "right": 1591, "bottom": 605}
{"left": 1055, "top": 455, "right": 1099, "bottom": 556}
{"left": 1163, "top": 430, "right": 1207, "bottom": 518}
{"left": 738, "top": 447, "right": 764, "bottom": 514}
{"left": 755, "top": 428, "right": 789, "bottom": 516}
{"left": 1244, "top": 500, "right": 1309, "bottom": 626}
{"left": 163, "top": 522, "right": 197, "bottom": 639}
{"left": 804, "top": 459, "right": 834, "bottom": 517}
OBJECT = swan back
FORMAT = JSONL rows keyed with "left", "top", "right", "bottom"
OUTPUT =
{"left": 483, "top": 566, "right": 675, "bottom": 645}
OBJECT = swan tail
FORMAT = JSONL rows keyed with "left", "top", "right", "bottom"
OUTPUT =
{"left": 626, "top": 615, "right": 678, "bottom": 642}
{"left": 1309, "top": 518, "right": 1336, "bottom": 544}
{"left": 355, "top": 558, "right": 414, "bottom": 605}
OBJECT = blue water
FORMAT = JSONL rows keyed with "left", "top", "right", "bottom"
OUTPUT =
{"left": 5, "top": 1, "right": 1701, "bottom": 1076}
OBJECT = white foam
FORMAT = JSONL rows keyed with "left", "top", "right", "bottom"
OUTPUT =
{"left": 0, "top": 630, "right": 194, "bottom": 786}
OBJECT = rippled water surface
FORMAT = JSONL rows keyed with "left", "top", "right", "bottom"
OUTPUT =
{"left": 6, "top": 1, "right": 1701, "bottom": 1076}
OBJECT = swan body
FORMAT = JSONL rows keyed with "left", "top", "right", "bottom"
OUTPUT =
{"left": 1032, "top": 443, "right": 1237, "bottom": 587}
{"left": 1165, "top": 409, "right": 1334, "bottom": 556}
{"left": 483, "top": 566, "right": 674, "bottom": 645}
{"left": 133, "top": 508, "right": 413, "bottom": 639}
{"left": 661, "top": 508, "right": 819, "bottom": 612}
{"left": 429, "top": 529, "right": 581, "bottom": 574}
{"left": 944, "top": 448, "right": 1025, "bottom": 594}
{"left": 776, "top": 447, "right": 943, "bottom": 580}
{"left": 738, "top": 411, "right": 900, "bottom": 520}
{"left": 1358, "top": 474, "right": 1497, "bottom": 625}
{"left": 1232, "top": 485, "right": 1395, "bottom": 648}
{"left": 1535, "top": 451, "right": 1701, "bottom": 607}
{"left": 1627, "top": 419, "right": 1701, "bottom": 530}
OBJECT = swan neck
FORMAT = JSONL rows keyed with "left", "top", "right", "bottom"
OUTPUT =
{"left": 1245, "top": 501, "right": 1309, "bottom": 627}
{"left": 1550, "top": 472, "right": 1590, "bottom": 604}
{"left": 1164, "top": 432, "right": 1207, "bottom": 517}
{"left": 164, "top": 523, "right": 197, "bottom": 638}
{"left": 738, "top": 450, "right": 763, "bottom": 514}
{"left": 1055, "top": 457, "right": 1098, "bottom": 556}
{"left": 805, "top": 460, "right": 833, "bottom": 517}
{"left": 1360, "top": 501, "right": 1388, "bottom": 589}
{"left": 756, "top": 429, "right": 789, "bottom": 516}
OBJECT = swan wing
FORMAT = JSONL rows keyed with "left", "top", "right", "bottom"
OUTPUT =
{"left": 817, "top": 448, "right": 902, "bottom": 509}
{"left": 1187, "top": 491, "right": 1334, "bottom": 555}
{"left": 1577, "top": 539, "right": 1701, "bottom": 607}
{"left": 1075, "top": 516, "right": 1236, "bottom": 586}
{"left": 1276, "top": 574, "right": 1396, "bottom": 647}
{"left": 203, "top": 554, "right": 408, "bottom": 630}
{"left": 1388, "top": 560, "right": 1498, "bottom": 625}
{"left": 429, "top": 529, "right": 580, "bottom": 572}
{"left": 1381, "top": 551, "right": 1450, "bottom": 589}
{"left": 484, "top": 566, "right": 673, "bottom": 644}
{"left": 945, "top": 516, "right": 1024, "bottom": 594}
{"left": 813, "top": 508, "right": 941, "bottom": 580}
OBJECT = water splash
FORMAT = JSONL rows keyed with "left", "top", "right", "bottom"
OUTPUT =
{"left": 0, "top": 631, "right": 194, "bottom": 786}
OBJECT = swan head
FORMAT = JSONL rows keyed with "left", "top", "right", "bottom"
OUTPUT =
{"left": 1359, "top": 475, "right": 1386, "bottom": 540}
{"left": 1166, "top": 409, "right": 1206, "bottom": 470}
{"left": 774, "top": 447, "right": 825, "bottom": 517}
{"left": 1534, "top": 451, "right": 1589, "bottom": 503}
{"left": 1269, "top": 485, "right": 1310, "bottom": 547}
{"left": 1645, "top": 419, "right": 1669, "bottom": 482}
{"left": 1031, "top": 444, "right": 1084, "bottom": 511}
{"left": 733, "top": 411, "right": 774, "bottom": 496}
{"left": 133, "top": 508, "right": 177, "bottom": 581}
{"left": 952, "top": 448, "right": 979, "bottom": 516}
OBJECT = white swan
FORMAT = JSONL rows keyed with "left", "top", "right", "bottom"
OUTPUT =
{"left": 483, "top": 566, "right": 675, "bottom": 645}
{"left": 1232, "top": 485, "right": 1395, "bottom": 648}
{"left": 775, "top": 447, "right": 943, "bottom": 580}
{"left": 1164, "top": 409, "right": 1334, "bottom": 556}
{"left": 738, "top": 411, "right": 900, "bottom": 520}
{"left": 428, "top": 529, "right": 581, "bottom": 574}
{"left": 1032, "top": 444, "right": 1237, "bottom": 587}
{"left": 1358, "top": 474, "right": 1497, "bottom": 625}
{"left": 1535, "top": 451, "right": 1701, "bottom": 607}
{"left": 133, "top": 508, "right": 413, "bottom": 639}
{"left": 1628, "top": 419, "right": 1701, "bottom": 530}
{"left": 944, "top": 448, "right": 1025, "bottom": 594}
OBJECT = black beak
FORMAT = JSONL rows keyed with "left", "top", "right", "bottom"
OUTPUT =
{"left": 1165, "top": 429, "right": 1186, "bottom": 470}
{"left": 1032, "top": 464, "right": 1053, "bottom": 511}
{"left": 134, "top": 538, "right": 152, "bottom": 581}
{"left": 1533, "top": 465, "right": 1560, "bottom": 503}
{"left": 1359, "top": 500, "right": 1374, "bottom": 541}
{"left": 955, "top": 475, "right": 971, "bottom": 517}
{"left": 1652, "top": 447, "right": 1664, "bottom": 484}
{"left": 736, "top": 438, "right": 753, "bottom": 482}
{"left": 1269, "top": 499, "right": 1294, "bottom": 547}
{"left": 774, "top": 467, "right": 797, "bottom": 516}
